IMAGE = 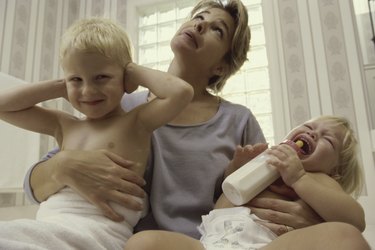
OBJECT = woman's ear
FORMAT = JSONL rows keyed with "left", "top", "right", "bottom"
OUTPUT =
{"left": 212, "top": 63, "right": 228, "bottom": 77}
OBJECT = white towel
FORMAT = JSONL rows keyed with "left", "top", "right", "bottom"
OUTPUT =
{"left": 0, "top": 219, "right": 109, "bottom": 250}
{"left": 198, "top": 207, "right": 276, "bottom": 250}
{"left": 0, "top": 188, "right": 146, "bottom": 250}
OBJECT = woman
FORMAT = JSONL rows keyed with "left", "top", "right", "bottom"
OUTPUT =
{"left": 24, "top": 0, "right": 320, "bottom": 239}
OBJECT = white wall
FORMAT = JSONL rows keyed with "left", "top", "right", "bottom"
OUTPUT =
{"left": 0, "top": 73, "right": 41, "bottom": 191}
{"left": 263, "top": 0, "right": 375, "bottom": 245}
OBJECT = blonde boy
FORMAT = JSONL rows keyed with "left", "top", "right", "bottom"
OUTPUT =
{"left": 0, "top": 18, "right": 193, "bottom": 249}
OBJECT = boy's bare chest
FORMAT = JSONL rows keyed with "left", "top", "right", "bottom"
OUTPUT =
{"left": 60, "top": 116, "right": 149, "bottom": 157}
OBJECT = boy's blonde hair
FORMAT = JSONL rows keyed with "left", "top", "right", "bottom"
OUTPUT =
{"left": 313, "top": 115, "right": 363, "bottom": 198}
{"left": 190, "top": 0, "right": 251, "bottom": 93}
{"left": 59, "top": 17, "right": 133, "bottom": 68}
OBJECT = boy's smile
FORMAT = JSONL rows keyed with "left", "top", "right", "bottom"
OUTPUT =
{"left": 61, "top": 49, "right": 125, "bottom": 120}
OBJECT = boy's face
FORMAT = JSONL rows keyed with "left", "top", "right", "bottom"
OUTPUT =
{"left": 285, "top": 119, "right": 346, "bottom": 175}
{"left": 61, "top": 49, "right": 125, "bottom": 119}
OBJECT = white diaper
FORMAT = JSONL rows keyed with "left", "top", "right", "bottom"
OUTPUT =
{"left": 198, "top": 207, "right": 277, "bottom": 250}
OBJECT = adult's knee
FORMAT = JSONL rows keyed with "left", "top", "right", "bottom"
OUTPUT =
{"left": 323, "top": 222, "right": 370, "bottom": 250}
{"left": 326, "top": 222, "right": 360, "bottom": 237}
{"left": 125, "top": 231, "right": 158, "bottom": 250}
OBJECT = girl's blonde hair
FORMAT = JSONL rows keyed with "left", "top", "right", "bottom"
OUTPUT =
{"left": 313, "top": 115, "right": 363, "bottom": 198}
{"left": 59, "top": 17, "right": 133, "bottom": 68}
{"left": 190, "top": 0, "right": 251, "bottom": 93}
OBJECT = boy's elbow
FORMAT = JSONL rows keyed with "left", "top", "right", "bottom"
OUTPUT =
{"left": 177, "top": 81, "right": 194, "bottom": 103}
{"left": 357, "top": 217, "right": 366, "bottom": 232}
{"left": 184, "top": 83, "right": 194, "bottom": 100}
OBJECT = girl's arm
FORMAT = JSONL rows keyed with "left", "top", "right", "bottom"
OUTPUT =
{"left": 124, "top": 63, "right": 194, "bottom": 131}
{"left": 267, "top": 144, "right": 365, "bottom": 232}
{"left": 0, "top": 79, "right": 67, "bottom": 137}
{"left": 291, "top": 173, "right": 365, "bottom": 232}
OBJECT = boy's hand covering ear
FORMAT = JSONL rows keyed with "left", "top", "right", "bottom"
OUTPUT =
{"left": 124, "top": 63, "right": 139, "bottom": 94}
{"left": 56, "top": 79, "right": 68, "bottom": 100}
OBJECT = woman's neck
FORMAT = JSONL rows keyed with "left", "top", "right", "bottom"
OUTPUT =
{"left": 147, "top": 62, "right": 221, "bottom": 125}
{"left": 147, "top": 64, "right": 221, "bottom": 124}
{"left": 167, "top": 59, "right": 212, "bottom": 101}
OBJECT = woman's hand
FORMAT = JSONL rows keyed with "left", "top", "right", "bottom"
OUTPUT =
{"left": 248, "top": 196, "right": 323, "bottom": 236}
{"left": 33, "top": 149, "right": 146, "bottom": 221}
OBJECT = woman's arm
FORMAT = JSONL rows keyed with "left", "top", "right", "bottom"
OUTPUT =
{"left": 249, "top": 196, "right": 323, "bottom": 235}
{"left": 24, "top": 148, "right": 60, "bottom": 203}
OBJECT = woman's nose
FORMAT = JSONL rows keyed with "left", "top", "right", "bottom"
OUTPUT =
{"left": 194, "top": 21, "right": 205, "bottom": 33}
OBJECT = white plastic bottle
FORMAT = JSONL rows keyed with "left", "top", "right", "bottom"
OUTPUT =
{"left": 222, "top": 140, "right": 302, "bottom": 206}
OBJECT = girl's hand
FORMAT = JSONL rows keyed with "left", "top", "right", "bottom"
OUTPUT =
{"left": 266, "top": 144, "right": 306, "bottom": 187}
{"left": 224, "top": 143, "right": 268, "bottom": 178}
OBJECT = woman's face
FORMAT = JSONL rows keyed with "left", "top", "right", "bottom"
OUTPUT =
{"left": 170, "top": 7, "right": 235, "bottom": 76}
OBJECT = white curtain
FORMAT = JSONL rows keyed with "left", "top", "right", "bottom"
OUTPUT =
{"left": 0, "top": 72, "right": 40, "bottom": 190}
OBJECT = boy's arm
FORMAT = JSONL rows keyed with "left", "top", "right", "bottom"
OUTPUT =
{"left": 0, "top": 79, "right": 67, "bottom": 137}
{"left": 124, "top": 63, "right": 194, "bottom": 131}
